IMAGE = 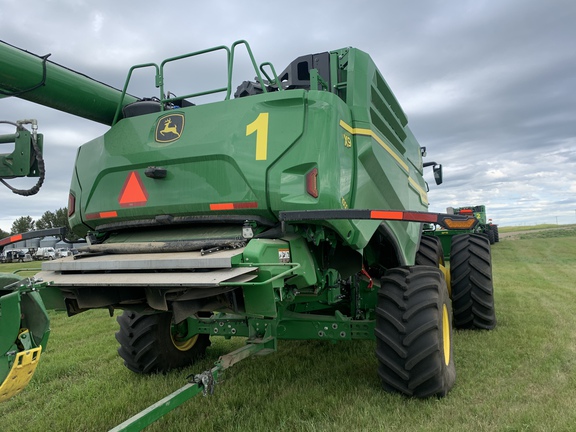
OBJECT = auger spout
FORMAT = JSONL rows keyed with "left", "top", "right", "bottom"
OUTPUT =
{"left": 0, "top": 40, "right": 137, "bottom": 125}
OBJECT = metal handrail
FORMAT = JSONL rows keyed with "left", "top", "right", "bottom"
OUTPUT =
{"left": 112, "top": 40, "right": 273, "bottom": 126}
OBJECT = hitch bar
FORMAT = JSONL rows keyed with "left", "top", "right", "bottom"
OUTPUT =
{"left": 109, "top": 337, "right": 275, "bottom": 432}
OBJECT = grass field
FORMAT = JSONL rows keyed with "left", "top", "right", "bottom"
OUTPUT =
{"left": 1, "top": 226, "right": 576, "bottom": 431}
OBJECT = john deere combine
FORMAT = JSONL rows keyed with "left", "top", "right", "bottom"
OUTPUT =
{"left": 0, "top": 39, "right": 495, "bottom": 428}
{"left": 451, "top": 205, "right": 499, "bottom": 244}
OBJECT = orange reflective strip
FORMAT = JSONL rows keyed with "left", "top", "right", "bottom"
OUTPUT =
{"left": 100, "top": 211, "right": 118, "bottom": 219}
{"left": 0, "top": 234, "right": 21, "bottom": 246}
{"left": 370, "top": 210, "right": 403, "bottom": 220}
{"left": 85, "top": 211, "right": 118, "bottom": 220}
{"left": 210, "top": 203, "right": 234, "bottom": 211}
{"left": 210, "top": 202, "right": 258, "bottom": 211}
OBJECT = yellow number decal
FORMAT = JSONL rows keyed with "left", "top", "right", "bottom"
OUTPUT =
{"left": 246, "top": 112, "right": 269, "bottom": 161}
{"left": 343, "top": 134, "right": 352, "bottom": 148}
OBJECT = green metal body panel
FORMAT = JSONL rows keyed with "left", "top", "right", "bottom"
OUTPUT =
{"left": 241, "top": 239, "right": 292, "bottom": 317}
{"left": 67, "top": 45, "right": 427, "bottom": 261}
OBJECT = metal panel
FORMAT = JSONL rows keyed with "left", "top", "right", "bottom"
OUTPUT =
{"left": 41, "top": 248, "right": 245, "bottom": 272}
{"left": 35, "top": 266, "right": 256, "bottom": 287}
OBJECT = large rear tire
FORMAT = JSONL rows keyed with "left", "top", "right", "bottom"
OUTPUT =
{"left": 493, "top": 225, "right": 500, "bottom": 243}
{"left": 415, "top": 235, "right": 444, "bottom": 267}
{"left": 375, "top": 266, "right": 455, "bottom": 398}
{"left": 450, "top": 234, "right": 496, "bottom": 329}
{"left": 486, "top": 229, "right": 495, "bottom": 245}
{"left": 115, "top": 311, "right": 210, "bottom": 374}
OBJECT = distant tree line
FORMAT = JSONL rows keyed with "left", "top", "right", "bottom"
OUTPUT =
{"left": 1, "top": 208, "right": 79, "bottom": 241}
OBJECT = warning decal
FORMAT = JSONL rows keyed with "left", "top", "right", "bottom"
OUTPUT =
{"left": 118, "top": 171, "right": 148, "bottom": 207}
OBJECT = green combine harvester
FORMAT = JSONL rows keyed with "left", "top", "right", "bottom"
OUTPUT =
{"left": 451, "top": 205, "right": 500, "bottom": 244}
{"left": 423, "top": 204, "right": 499, "bottom": 262}
{"left": 0, "top": 39, "right": 496, "bottom": 429}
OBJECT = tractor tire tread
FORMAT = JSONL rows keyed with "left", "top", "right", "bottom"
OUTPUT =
{"left": 115, "top": 311, "right": 210, "bottom": 374}
{"left": 450, "top": 234, "right": 496, "bottom": 330}
{"left": 375, "top": 266, "right": 455, "bottom": 398}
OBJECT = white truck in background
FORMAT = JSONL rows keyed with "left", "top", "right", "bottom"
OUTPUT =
{"left": 34, "top": 247, "right": 56, "bottom": 260}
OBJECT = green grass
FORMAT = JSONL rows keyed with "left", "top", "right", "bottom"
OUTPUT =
{"left": 0, "top": 261, "right": 42, "bottom": 276}
{"left": 498, "top": 223, "right": 575, "bottom": 233}
{"left": 2, "top": 228, "right": 576, "bottom": 431}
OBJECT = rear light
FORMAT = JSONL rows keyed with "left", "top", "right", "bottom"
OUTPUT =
{"left": 306, "top": 167, "right": 318, "bottom": 198}
{"left": 68, "top": 193, "right": 75, "bottom": 217}
{"left": 443, "top": 218, "right": 477, "bottom": 229}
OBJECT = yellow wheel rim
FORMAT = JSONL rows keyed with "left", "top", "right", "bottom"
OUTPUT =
{"left": 440, "top": 263, "right": 451, "bottom": 297}
{"left": 171, "top": 332, "right": 199, "bottom": 351}
{"left": 442, "top": 304, "right": 451, "bottom": 366}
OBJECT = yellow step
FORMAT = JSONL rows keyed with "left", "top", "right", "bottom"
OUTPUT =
{"left": 0, "top": 346, "right": 42, "bottom": 402}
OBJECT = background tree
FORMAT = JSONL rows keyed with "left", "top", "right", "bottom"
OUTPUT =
{"left": 10, "top": 216, "right": 35, "bottom": 234}
{"left": 35, "top": 208, "right": 67, "bottom": 230}
{"left": 35, "top": 207, "right": 79, "bottom": 241}
{"left": 0, "top": 227, "right": 9, "bottom": 239}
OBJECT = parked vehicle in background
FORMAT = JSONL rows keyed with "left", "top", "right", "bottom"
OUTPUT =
{"left": 55, "top": 248, "right": 72, "bottom": 258}
{"left": 34, "top": 247, "right": 56, "bottom": 260}
{"left": 0, "top": 250, "right": 26, "bottom": 263}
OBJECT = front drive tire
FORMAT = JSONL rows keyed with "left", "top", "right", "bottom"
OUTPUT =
{"left": 115, "top": 311, "right": 211, "bottom": 374}
{"left": 375, "top": 266, "right": 455, "bottom": 398}
{"left": 450, "top": 234, "right": 496, "bottom": 330}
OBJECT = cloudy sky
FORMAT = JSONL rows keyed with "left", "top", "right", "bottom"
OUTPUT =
{"left": 1, "top": 0, "right": 575, "bottom": 232}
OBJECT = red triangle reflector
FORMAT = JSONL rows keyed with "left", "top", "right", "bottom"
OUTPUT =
{"left": 119, "top": 171, "right": 148, "bottom": 207}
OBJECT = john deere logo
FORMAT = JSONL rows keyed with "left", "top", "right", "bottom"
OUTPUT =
{"left": 155, "top": 114, "right": 184, "bottom": 143}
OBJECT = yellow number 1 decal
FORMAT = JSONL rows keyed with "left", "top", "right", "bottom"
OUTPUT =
{"left": 246, "top": 112, "right": 269, "bottom": 160}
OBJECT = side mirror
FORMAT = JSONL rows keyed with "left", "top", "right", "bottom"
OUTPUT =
{"left": 433, "top": 164, "right": 443, "bottom": 185}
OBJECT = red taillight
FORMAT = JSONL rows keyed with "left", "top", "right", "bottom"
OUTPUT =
{"left": 306, "top": 168, "right": 318, "bottom": 198}
{"left": 68, "top": 193, "right": 75, "bottom": 217}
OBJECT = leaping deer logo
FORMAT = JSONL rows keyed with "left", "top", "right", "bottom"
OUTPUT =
{"left": 155, "top": 114, "right": 185, "bottom": 143}
{"left": 160, "top": 118, "right": 181, "bottom": 138}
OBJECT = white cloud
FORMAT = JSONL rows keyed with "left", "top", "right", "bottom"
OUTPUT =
{"left": 92, "top": 11, "right": 104, "bottom": 34}
{"left": 1, "top": 0, "right": 575, "bottom": 231}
